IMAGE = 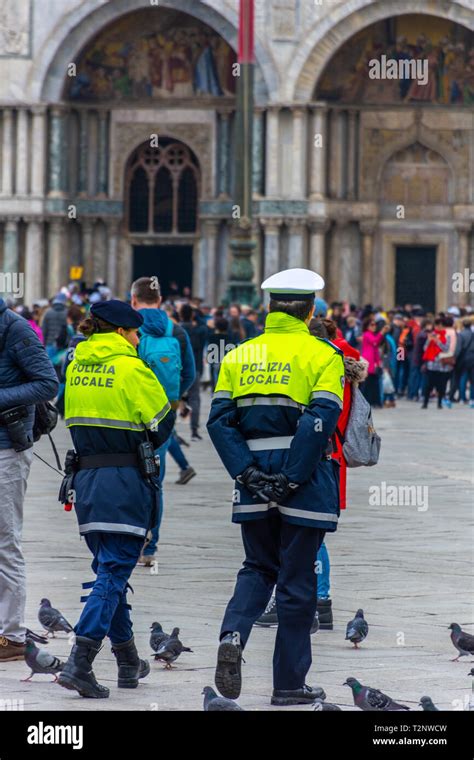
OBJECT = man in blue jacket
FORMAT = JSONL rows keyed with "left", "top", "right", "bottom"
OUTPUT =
{"left": 131, "top": 277, "right": 195, "bottom": 564}
{"left": 0, "top": 298, "right": 58, "bottom": 661}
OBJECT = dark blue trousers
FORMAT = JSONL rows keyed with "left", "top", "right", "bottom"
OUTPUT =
{"left": 75, "top": 532, "right": 144, "bottom": 645}
{"left": 221, "top": 512, "right": 325, "bottom": 690}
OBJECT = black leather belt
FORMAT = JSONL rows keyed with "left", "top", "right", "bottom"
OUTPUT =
{"left": 78, "top": 453, "right": 139, "bottom": 470}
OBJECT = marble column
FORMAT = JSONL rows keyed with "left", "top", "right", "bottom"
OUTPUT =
{"left": 328, "top": 109, "right": 345, "bottom": 200}
{"left": 309, "top": 220, "right": 330, "bottom": 285}
{"left": 217, "top": 110, "right": 231, "bottom": 198}
{"left": 291, "top": 107, "right": 306, "bottom": 199}
{"left": 3, "top": 217, "right": 20, "bottom": 275}
{"left": 117, "top": 237, "right": 132, "bottom": 300}
{"left": 260, "top": 217, "right": 282, "bottom": 282}
{"left": 360, "top": 220, "right": 376, "bottom": 305}
{"left": 97, "top": 110, "right": 108, "bottom": 197}
{"left": 1, "top": 109, "right": 14, "bottom": 196}
{"left": 202, "top": 220, "right": 220, "bottom": 305}
{"left": 309, "top": 103, "right": 327, "bottom": 200}
{"left": 252, "top": 108, "right": 265, "bottom": 196}
{"left": 347, "top": 109, "right": 357, "bottom": 200}
{"left": 265, "top": 106, "right": 280, "bottom": 197}
{"left": 31, "top": 107, "right": 46, "bottom": 197}
{"left": 287, "top": 219, "right": 305, "bottom": 269}
{"left": 456, "top": 223, "right": 471, "bottom": 307}
{"left": 78, "top": 109, "right": 88, "bottom": 196}
{"left": 24, "top": 218, "right": 44, "bottom": 305}
{"left": 15, "top": 109, "right": 29, "bottom": 196}
{"left": 197, "top": 223, "right": 210, "bottom": 300}
{"left": 81, "top": 218, "right": 95, "bottom": 286}
{"left": 106, "top": 218, "right": 121, "bottom": 295}
{"left": 47, "top": 219, "right": 65, "bottom": 296}
{"left": 48, "top": 106, "right": 67, "bottom": 196}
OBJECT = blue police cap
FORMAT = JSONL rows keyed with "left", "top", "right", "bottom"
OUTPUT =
{"left": 91, "top": 299, "right": 143, "bottom": 328}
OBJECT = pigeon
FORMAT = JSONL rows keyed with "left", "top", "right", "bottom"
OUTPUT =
{"left": 419, "top": 696, "right": 438, "bottom": 711}
{"left": 449, "top": 623, "right": 474, "bottom": 661}
{"left": 345, "top": 609, "right": 369, "bottom": 648}
{"left": 344, "top": 677, "right": 410, "bottom": 711}
{"left": 154, "top": 627, "right": 192, "bottom": 668}
{"left": 25, "top": 628, "right": 49, "bottom": 645}
{"left": 202, "top": 686, "right": 244, "bottom": 711}
{"left": 22, "top": 639, "right": 65, "bottom": 682}
{"left": 38, "top": 598, "right": 73, "bottom": 637}
{"left": 149, "top": 622, "right": 170, "bottom": 659}
{"left": 313, "top": 699, "right": 342, "bottom": 711}
{"left": 468, "top": 668, "right": 474, "bottom": 677}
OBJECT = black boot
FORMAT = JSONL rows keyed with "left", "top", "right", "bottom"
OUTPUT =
{"left": 317, "top": 598, "right": 333, "bottom": 630}
{"left": 111, "top": 637, "right": 150, "bottom": 689}
{"left": 57, "top": 636, "right": 109, "bottom": 698}
{"left": 215, "top": 632, "right": 242, "bottom": 700}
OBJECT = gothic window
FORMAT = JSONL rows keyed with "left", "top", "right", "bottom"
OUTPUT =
{"left": 127, "top": 139, "right": 199, "bottom": 234}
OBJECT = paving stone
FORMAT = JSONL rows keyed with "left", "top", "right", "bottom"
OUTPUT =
{"left": 0, "top": 398, "right": 472, "bottom": 712}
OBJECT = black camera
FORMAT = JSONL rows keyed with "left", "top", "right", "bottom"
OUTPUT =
{"left": 0, "top": 405, "right": 33, "bottom": 452}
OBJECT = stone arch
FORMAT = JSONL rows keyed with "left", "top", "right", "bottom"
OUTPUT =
{"left": 290, "top": 0, "right": 474, "bottom": 102}
{"left": 371, "top": 127, "right": 460, "bottom": 203}
{"left": 32, "top": 0, "right": 276, "bottom": 104}
{"left": 379, "top": 141, "right": 453, "bottom": 206}
{"left": 111, "top": 124, "right": 213, "bottom": 200}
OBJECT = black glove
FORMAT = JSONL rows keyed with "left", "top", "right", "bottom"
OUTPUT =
{"left": 262, "top": 473, "right": 300, "bottom": 503}
{"left": 236, "top": 465, "right": 273, "bottom": 503}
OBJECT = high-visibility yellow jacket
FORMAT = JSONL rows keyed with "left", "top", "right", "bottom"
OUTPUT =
{"left": 207, "top": 311, "right": 344, "bottom": 530}
{"left": 65, "top": 332, "right": 174, "bottom": 538}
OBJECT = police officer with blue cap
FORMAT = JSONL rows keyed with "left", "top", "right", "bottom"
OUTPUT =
{"left": 207, "top": 269, "right": 344, "bottom": 706}
{"left": 58, "top": 299, "right": 175, "bottom": 698}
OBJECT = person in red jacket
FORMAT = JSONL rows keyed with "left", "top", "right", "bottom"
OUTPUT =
{"left": 308, "top": 319, "right": 367, "bottom": 628}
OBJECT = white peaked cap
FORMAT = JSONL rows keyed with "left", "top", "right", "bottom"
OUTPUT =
{"left": 261, "top": 268, "right": 325, "bottom": 297}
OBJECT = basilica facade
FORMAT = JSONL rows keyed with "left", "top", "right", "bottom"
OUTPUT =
{"left": 0, "top": 0, "right": 473, "bottom": 310}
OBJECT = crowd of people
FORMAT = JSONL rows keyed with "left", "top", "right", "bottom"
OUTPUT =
{"left": 1, "top": 272, "right": 472, "bottom": 704}
{"left": 8, "top": 282, "right": 474, "bottom": 419}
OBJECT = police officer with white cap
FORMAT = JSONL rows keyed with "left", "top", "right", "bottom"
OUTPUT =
{"left": 207, "top": 269, "right": 345, "bottom": 706}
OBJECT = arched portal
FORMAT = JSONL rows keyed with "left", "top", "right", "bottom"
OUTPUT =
{"left": 379, "top": 142, "right": 454, "bottom": 312}
{"left": 305, "top": 11, "right": 473, "bottom": 310}
{"left": 126, "top": 138, "right": 200, "bottom": 298}
{"left": 35, "top": 3, "right": 261, "bottom": 301}
{"left": 291, "top": 0, "right": 473, "bottom": 102}
{"left": 36, "top": 0, "right": 274, "bottom": 103}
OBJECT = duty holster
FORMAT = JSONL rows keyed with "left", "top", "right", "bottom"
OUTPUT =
{"left": 58, "top": 449, "right": 79, "bottom": 505}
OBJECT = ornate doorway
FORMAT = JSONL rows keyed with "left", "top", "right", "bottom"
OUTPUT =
{"left": 126, "top": 138, "right": 200, "bottom": 295}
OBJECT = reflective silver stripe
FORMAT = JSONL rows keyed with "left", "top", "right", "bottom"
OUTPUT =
{"left": 79, "top": 522, "right": 147, "bottom": 537}
{"left": 278, "top": 506, "right": 338, "bottom": 522}
{"left": 146, "top": 401, "right": 171, "bottom": 429}
{"left": 247, "top": 435, "right": 294, "bottom": 451}
{"left": 233, "top": 503, "right": 277, "bottom": 514}
{"left": 232, "top": 503, "right": 338, "bottom": 523}
{"left": 213, "top": 390, "right": 233, "bottom": 399}
{"left": 310, "top": 391, "right": 343, "bottom": 409}
{"left": 237, "top": 397, "right": 305, "bottom": 411}
{"left": 65, "top": 416, "right": 145, "bottom": 431}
